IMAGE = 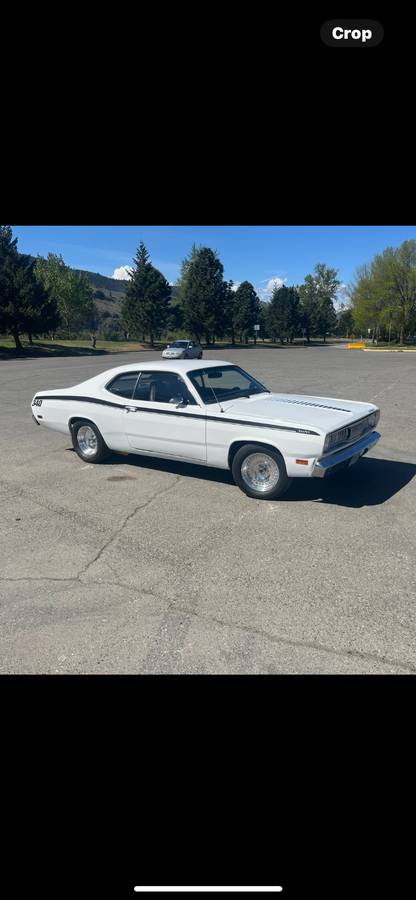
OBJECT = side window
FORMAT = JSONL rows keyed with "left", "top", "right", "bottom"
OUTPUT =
{"left": 107, "top": 372, "right": 139, "bottom": 399}
{"left": 133, "top": 373, "right": 153, "bottom": 401}
{"left": 133, "top": 372, "right": 196, "bottom": 404}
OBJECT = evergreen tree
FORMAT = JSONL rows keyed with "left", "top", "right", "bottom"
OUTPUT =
{"left": 233, "top": 281, "right": 259, "bottom": 343}
{"left": 177, "top": 245, "right": 226, "bottom": 344}
{"left": 121, "top": 242, "right": 171, "bottom": 345}
{"left": 167, "top": 293, "right": 184, "bottom": 334}
{"left": 0, "top": 227, "right": 59, "bottom": 349}
{"left": 257, "top": 300, "right": 269, "bottom": 341}
{"left": 223, "top": 280, "right": 237, "bottom": 344}
{"left": 268, "top": 285, "right": 301, "bottom": 343}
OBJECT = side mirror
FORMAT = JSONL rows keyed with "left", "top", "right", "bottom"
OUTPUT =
{"left": 169, "top": 395, "right": 188, "bottom": 407}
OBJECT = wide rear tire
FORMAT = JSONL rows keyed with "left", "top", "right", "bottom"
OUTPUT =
{"left": 72, "top": 420, "right": 111, "bottom": 464}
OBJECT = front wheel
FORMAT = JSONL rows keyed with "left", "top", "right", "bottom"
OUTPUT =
{"left": 231, "top": 443, "right": 292, "bottom": 500}
{"left": 72, "top": 420, "right": 111, "bottom": 463}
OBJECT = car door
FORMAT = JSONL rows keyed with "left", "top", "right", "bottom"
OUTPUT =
{"left": 123, "top": 370, "right": 207, "bottom": 462}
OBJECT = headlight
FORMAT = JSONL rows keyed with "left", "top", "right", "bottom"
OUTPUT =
{"left": 368, "top": 410, "right": 380, "bottom": 427}
{"left": 323, "top": 427, "right": 349, "bottom": 453}
{"left": 324, "top": 409, "right": 379, "bottom": 453}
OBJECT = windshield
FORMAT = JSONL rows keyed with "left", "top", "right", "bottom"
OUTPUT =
{"left": 169, "top": 341, "right": 188, "bottom": 348}
{"left": 188, "top": 365, "right": 270, "bottom": 405}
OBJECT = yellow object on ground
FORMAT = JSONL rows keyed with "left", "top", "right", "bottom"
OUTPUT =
{"left": 348, "top": 342, "right": 365, "bottom": 349}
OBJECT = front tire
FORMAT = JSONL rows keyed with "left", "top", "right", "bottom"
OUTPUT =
{"left": 72, "top": 420, "right": 111, "bottom": 463}
{"left": 231, "top": 443, "right": 292, "bottom": 500}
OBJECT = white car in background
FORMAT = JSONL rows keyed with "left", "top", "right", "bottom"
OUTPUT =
{"left": 31, "top": 359, "right": 381, "bottom": 501}
{"left": 162, "top": 340, "right": 203, "bottom": 359}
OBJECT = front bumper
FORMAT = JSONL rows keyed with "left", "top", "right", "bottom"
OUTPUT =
{"left": 312, "top": 431, "right": 381, "bottom": 478}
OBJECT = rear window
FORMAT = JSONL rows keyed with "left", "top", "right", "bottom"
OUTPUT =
{"left": 106, "top": 373, "right": 139, "bottom": 399}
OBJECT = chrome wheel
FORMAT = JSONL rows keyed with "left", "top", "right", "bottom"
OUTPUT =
{"left": 76, "top": 425, "right": 98, "bottom": 457}
{"left": 241, "top": 452, "right": 280, "bottom": 492}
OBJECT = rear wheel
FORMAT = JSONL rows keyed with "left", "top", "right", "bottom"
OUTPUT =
{"left": 198, "top": 351, "right": 203, "bottom": 359}
{"left": 72, "top": 420, "right": 111, "bottom": 463}
{"left": 231, "top": 443, "right": 291, "bottom": 500}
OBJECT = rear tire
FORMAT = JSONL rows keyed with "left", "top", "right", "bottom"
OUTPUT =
{"left": 198, "top": 351, "right": 203, "bottom": 359}
{"left": 231, "top": 443, "right": 291, "bottom": 500}
{"left": 72, "top": 420, "right": 111, "bottom": 464}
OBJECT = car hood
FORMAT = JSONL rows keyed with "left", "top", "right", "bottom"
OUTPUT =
{"left": 221, "top": 392, "right": 378, "bottom": 433}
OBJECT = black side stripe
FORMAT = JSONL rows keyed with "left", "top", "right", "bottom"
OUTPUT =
{"left": 36, "top": 395, "right": 320, "bottom": 436}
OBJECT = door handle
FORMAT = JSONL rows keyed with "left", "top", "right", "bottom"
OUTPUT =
{"left": 125, "top": 406, "right": 139, "bottom": 413}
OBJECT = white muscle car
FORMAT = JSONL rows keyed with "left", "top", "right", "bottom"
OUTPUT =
{"left": 31, "top": 360, "right": 381, "bottom": 500}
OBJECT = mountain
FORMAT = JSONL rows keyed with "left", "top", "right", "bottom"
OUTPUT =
{"left": 26, "top": 258, "right": 179, "bottom": 335}
{"left": 77, "top": 268, "right": 180, "bottom": 336}
{"left": 72, "top": 269, "right": 129, "bottom": 296}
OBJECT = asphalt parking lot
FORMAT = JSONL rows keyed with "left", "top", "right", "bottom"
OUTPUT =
{"left": 1, "top": 345, "right": 416, "bottom": 673}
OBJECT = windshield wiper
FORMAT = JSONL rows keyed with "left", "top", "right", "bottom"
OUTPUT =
{"left": 245, "top": 389, "right": 270, "bottom": 397}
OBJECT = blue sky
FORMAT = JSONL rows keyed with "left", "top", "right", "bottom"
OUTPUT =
{"left": 11, "top": 225, "right": 416, "bottom": 302}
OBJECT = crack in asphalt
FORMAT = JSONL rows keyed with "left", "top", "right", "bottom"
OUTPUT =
{"left": 0, "top": 479, "right": 111, "bottom": 533}
{"left": 2, "top": 563, "right": 415, "bottom": 673}
{"left": 2, "top": 469, "right": 415, "bottom": 673}
{"left": 164, "top": 602, "right": 416, "bottom": 674}
{"left": 77, "top": 474, "right": 182, "bottom": 580}
{"left": 0, "top": 475, "right": 181, "bottom": 587}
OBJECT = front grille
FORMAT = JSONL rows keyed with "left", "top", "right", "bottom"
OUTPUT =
{"left": 325, "top": 412, "right": 379, "bottom": 453}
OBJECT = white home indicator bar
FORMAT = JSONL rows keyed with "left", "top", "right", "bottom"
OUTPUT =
{"left": 134, "top": 889, "right": 283, "bottom": 894}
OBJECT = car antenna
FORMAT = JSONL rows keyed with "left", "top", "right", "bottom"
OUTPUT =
{"left": 208, "top": 381, "right": 224, "bottom": 413}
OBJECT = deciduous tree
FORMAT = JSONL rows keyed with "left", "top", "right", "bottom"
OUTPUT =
{"left": 34, "top": 253, "right": 94, "bottom": 337}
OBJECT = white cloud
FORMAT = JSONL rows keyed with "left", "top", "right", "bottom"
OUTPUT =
{"left": 112, "top": 265, "right": 133, "bottom": 280}
{"left": 257, "top": 276, "right": 287, "bottom": 300}
{"left": 231, "top": 282, "right": 242, "bottom": 292}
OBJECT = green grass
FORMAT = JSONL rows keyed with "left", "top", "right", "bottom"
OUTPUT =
{"left": 0, "top": 338, "right": 156, "bottom": 359}
{"left": 0, "top": 335, "right": 348, "bottom": 359}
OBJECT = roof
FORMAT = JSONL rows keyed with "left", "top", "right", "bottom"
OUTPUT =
{"left": 95, "top": 358, "right": 232, "bottom": 380}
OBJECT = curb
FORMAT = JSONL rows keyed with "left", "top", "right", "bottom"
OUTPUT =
{"left": 363, "top": 348, "right": 416, "bottom": 353}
